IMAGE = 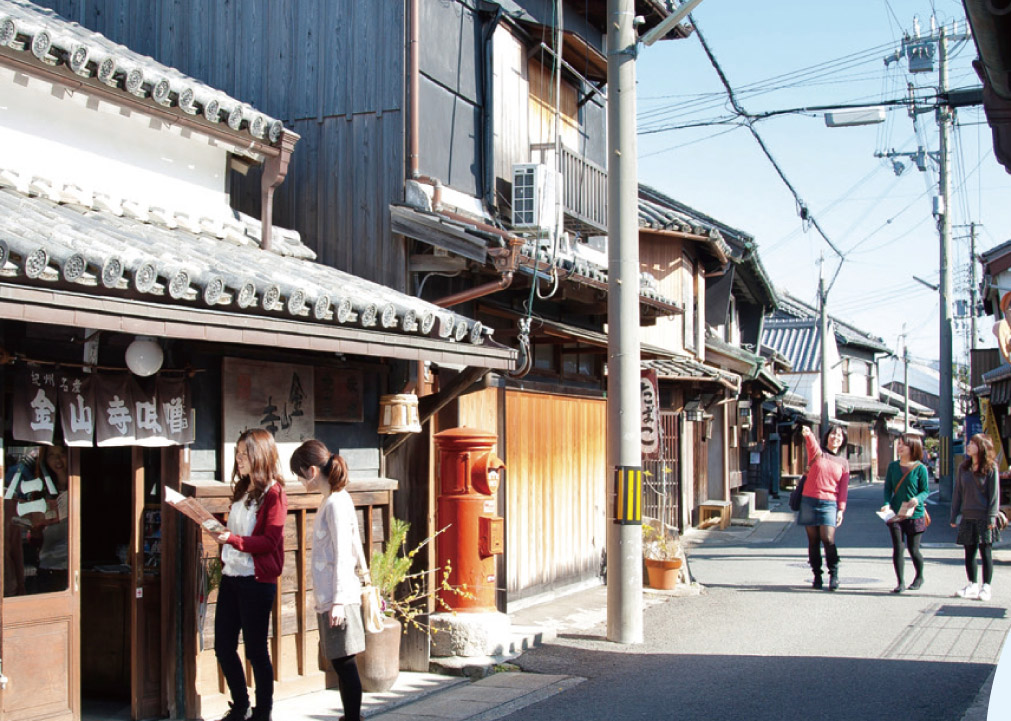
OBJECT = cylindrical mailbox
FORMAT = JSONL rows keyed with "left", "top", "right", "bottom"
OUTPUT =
{"left": 434, "top": 427, "right": 505, "bottom": 612}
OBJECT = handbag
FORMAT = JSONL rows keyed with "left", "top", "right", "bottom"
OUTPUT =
{"left": 361, "top": 584, "right": 385, "bottom": 634}
{"left": 789, "top": 475, "right": 806, "bottom": 512}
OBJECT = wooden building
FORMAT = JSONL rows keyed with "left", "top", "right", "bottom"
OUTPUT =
{"left": 0, "top": 5, "right": 512, "bottom": 720}
{"left": 762, "top": 293, "right": 896, "bottom": 481}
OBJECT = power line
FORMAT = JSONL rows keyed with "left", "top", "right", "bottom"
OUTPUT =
{"left": 690, "top": 14, "right": 846, "bottom": 263}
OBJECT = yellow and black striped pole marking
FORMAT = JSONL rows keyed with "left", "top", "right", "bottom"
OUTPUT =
{"left": 615, "top": 466, "right": 642, "bottom": 524}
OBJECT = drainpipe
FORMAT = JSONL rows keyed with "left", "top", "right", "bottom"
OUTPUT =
{"left": 433, "top": 233, "right": 524, "bottom": 308}
{"left": 408, "top": 0, "right": 421, "bottom": 180}
{"left": 482, "top": 6, "right": 504, "bottom": 211}
{"left": 701, "top": 261, "right": 731, "bottom": 279}
{"left": 260, "top": 129, "right": 298, "bottom": 252}
{"left": 434, "top": 272, "right": 515, "bottom": 308}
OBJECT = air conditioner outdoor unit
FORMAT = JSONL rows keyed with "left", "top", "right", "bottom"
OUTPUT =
{"left": 512, "top": 163, "right": 558, "bottom": 233}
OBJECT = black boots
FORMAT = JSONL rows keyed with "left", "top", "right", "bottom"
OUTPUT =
{"left": 825, "top": 542, "right": 840, "bottom": 591}
{"left": 808, "top": 542, "right": 823, "bottom": 589}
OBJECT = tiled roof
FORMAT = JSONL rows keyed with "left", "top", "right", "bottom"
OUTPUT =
{"left": 761, "top": 319, "right": 822, "bottom": 373}
{"left": 0, "top": 181, "right": 490, "bottom": 347}
{"left": 0, "top": 0, "right": 285, "bottom": 150}
{"left": 879, "top": 386, "right": 934, "bottom": 416}
{"left": 642, "top": 356, "right": 741, "bottom": 392}
{"left": 983, "top": 363, "right": 1011, "bottom": 384}
{"left": 835, "top": 393, "right": 899, "bottom": 417}
{"left": 774, "top": 292, "right": 891, "bottom": 354}
{"left": 638, "top": 184, "right": 777, "bottom": 309}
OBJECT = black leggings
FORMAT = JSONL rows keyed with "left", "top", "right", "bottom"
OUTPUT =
{"left": 331, "top": 654, "right": 362, "bottom": 721}
{"left": 964, "top": 542, "right": 994, "bottom": 585}
{"left": 214, "top": 575, "right": 277, "bottom": 713}
{"left": 888, "top": 523, "right": 924, "bottom": 586}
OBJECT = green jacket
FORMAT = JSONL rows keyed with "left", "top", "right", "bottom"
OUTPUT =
{"left": 884, "top": 461, "right": 930, "bottom": 518}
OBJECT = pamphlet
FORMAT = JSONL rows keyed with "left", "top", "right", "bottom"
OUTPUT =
{"left": 876, "top": 507, "right": 897, "bottom": 523}
{"left": 164, "top": 487, "right": 227, "bottom": 535}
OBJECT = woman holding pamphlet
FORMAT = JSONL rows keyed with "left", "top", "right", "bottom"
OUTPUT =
{"left": 950, "top": 434, "right": 1000, "bottom": 602}
{"left": 799, "top": 424, "right": 849, "bottom": 591}
{"left": 212, "top": 429, "right": 288, "bottom": 721}
{"left": 290, "top": 440, "right": 370, "bottom": 721}
{"left": 881, "top": 434, "right": 930, "bottom": 594}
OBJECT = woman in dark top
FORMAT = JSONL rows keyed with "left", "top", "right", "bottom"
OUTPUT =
{"left": 950, "top": 433, "right": 1000, "bottom": 602}
{"left": 882, "top": 434, "right": 930, "bottom": 593}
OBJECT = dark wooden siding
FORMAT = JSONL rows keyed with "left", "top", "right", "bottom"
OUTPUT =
{"left": 419, "top": 0, "right": 484, "bottom": 198}
{"left": 37, "top": 0, "right": 408, "bottom": 289}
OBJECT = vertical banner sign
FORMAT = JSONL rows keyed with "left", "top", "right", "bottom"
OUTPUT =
{"left": 96, "top": 374, "right": 137, "bottom": 446}
{"left": 158, "top": 376, "right": 195, "bottom": 446}
{"left": 640, "top": 369, "right": 660, "bottom": 457}
{"left": 59, "top": 372, "right": 95, "bottom": 447}
{"left": 980, "top": 398, "right": 1009, "bottom": 472}
{"left": 13, "top": 365, "right": 57, "bottom": 445}
{"left": 133, "top": 378, "right": 166, "bottom": 447}
{"left": 614, "top": 466, "right": 642, "bottom": 525}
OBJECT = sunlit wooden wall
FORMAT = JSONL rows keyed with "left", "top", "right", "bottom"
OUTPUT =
{"left": 459, "top": 387, "right": 607, "bottom": 598}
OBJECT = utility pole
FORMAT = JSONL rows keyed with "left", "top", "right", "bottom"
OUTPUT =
{"left": 937, "top": 26, "right": 955, "bottom": 502}
{"left": 819, "top": 259, "right": 830, "bottom": 431}
{"left": 904, "top": 347, "right": 910, "bottom": 433}
{"left": 970, "top": 221, "right": 979, "bottom": 351}
{"left": 606, "top": 0, "right": 642, "bottom": 644}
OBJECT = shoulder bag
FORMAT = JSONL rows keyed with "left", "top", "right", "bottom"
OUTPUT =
{"left": 789, "top": 475, "right": 806, "bottom": 512}
{"left": 893, "top": 463, "right": 929, "bottom": 527}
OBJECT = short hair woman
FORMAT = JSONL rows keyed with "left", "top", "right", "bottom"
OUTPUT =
{"left": 799, "top": 424, "right": 850, "bottom": 591}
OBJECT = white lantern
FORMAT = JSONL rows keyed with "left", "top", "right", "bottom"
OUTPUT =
{"left": 125, "top": 337, "right": 164, "bottom": 377}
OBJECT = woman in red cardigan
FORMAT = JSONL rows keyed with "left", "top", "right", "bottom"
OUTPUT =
{"left": 213, "top": 429, "right": 288, "bottom": 721}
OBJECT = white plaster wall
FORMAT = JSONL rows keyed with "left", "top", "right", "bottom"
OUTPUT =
{"left": 0, "top": 67, "right": 231, "bottom": 220}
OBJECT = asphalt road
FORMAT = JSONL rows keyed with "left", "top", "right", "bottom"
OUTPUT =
{"left": 502, "top": 482, "right": 1006, "bottom": 721}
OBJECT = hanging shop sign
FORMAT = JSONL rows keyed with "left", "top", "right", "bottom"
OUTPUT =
{"left": 13, "top": 364, "right": 194, "bottom": 447}
{"left": 640, "top": 368, "right": 660, "bottom": 456}
{"left": 222, "top": 357, "right": 314, "bottom": 480}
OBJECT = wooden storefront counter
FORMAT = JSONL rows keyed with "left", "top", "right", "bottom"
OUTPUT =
{"left": 179, "top": 477, "right": 397, "bottom": 720}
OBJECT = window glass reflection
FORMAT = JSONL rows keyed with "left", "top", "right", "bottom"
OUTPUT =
{"left": 4, "top": 445, "right": 69, "bottom": 595}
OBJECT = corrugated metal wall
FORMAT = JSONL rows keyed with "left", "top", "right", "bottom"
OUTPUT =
{"left": 39, "top": 0, "right": 408, "bottom": 289}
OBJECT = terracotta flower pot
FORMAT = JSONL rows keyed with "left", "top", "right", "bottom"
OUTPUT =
{"left": 358, "top": 617, "right": 402, "bottom": 693}
{"left": 644, "top": 557, "right": 683, "bottom": 590}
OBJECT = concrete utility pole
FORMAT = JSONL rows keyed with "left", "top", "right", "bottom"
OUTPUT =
{"left": 937, "top": 26, "right": 955, "bottom": 501}
{"left": 819, "top": 263, "right": 831, "bottom": 431}
{"left": 606, "top": 0, "right": 643, "bottom": 644}
{"left": 904, "top": 346, "right": 911, "bottom": 433}
{"left": 970, "top": 222, "right": 979, "bottom": 351}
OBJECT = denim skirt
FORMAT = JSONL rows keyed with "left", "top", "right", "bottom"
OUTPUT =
{"left": 798, "top": 496, "right": 837, "bottom": 527}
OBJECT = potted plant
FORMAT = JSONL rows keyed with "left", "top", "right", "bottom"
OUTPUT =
{"left": 642, "top": 520, "right": 684, "bottom": 590}
{"left": 358, "top": 518, "right": 467, "bottom": 692}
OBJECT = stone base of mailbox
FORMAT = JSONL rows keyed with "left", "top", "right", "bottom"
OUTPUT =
{"left": 429, "top": 611, "right": 512, "bottom": 658}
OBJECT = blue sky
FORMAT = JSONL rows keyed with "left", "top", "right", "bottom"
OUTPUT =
{"left": 635, "top": 0, "right": 1011, "bottom": 373}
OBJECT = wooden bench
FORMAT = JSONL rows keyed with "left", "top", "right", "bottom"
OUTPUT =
{"left": 699, "top": 500, "right": 732, "bottom": 530}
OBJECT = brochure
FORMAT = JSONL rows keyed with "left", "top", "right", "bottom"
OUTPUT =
{"left": 876, "top": 507, "right": 897, "bottom": 523}
{"left": 164, "top": 486, "right": 227, "bottom": 535}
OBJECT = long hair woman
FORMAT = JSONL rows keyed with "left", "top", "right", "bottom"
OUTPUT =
{"left": 950, "top": 433, "right": 1000, "bottom": 601}
{"left": 213, "top": 429, "right": 288, "bottom": 721}
{"left": 799, "top": 424, "right": 850, "bottom": 591}
{"left": 290, "top": 440, "right": 370, "bottom": 721}
{"left": 882, "top": 434, "right": 930, "bottom": 593}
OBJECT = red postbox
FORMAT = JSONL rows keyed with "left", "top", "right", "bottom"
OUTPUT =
{"left": 434, "top": 427, "right": 505, "bottom": 612}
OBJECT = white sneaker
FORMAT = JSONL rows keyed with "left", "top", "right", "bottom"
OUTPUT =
{"left": 979, "top": 584, "right": 992, "bottom": 602}
{"left": 956, "top": 583, "right": 980, "bottom": 599}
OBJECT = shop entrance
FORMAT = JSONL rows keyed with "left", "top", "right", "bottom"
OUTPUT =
{"left": 2, "top": 445, "right": 165, "bottom": 721}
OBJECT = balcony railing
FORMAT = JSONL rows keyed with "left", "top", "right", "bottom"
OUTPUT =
{"left": 531, "top": 144, "right": 608, "bottom": 236}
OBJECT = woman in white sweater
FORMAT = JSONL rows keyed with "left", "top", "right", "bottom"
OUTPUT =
{"left": 291, "top": 440, "right": 370, "bottom": 721}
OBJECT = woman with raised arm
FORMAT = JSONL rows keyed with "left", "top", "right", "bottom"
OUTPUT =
{"left": 950, "top": 433, "right": 1000, "bottom": 602}
{"left": 799, "top": 424, "right": 850, "bottom": 591}
{"left": 291, "top": 440, "right": 370, "bottom": 721}
{"left": 213, "top": 429, "right": 288, "bottom": 721}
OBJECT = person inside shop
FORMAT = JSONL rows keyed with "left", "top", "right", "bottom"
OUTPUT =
{"left": 799, "top": 424, "right": 849, "bottom": 591}
{"left": 290, "top": 440, "right": 370, "bottom": 721}
{"left": 882, "top": 434, "right": 930, "bottom": 593}
{"left": 950, "top": 433, "right": 1000, "bottom": 602}
{"left": 212, "top": 429, "right": 288, "bottom": 721}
